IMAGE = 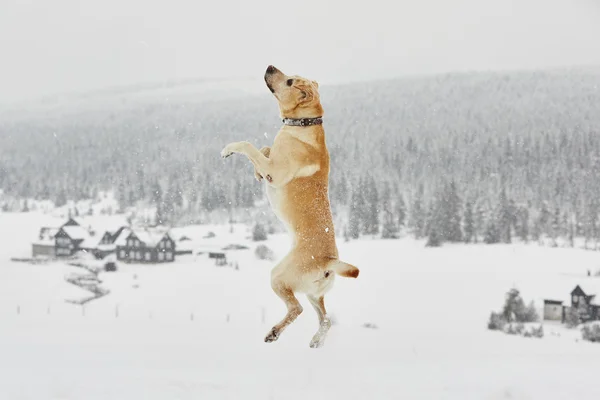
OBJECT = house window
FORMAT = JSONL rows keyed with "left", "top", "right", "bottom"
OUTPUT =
{"left": 127, "top": 239, "right": 132, "bottom": 247}
{"left": 159, "top": 241, "right": 164, "bottom": 249}
{"left": 119, "top": 250, "right": 126, "bottom": 259}
{"left": 145, "top": 252, "right": 151, "bottom": 261}
{"left": 573, "top": 295, "right": 578, "bottom": 303}
{"left": 136, "top": 251, "right": 142, "bottom": 260}
{"left": 136, "top": 240, "right": 141, "bottom": 247}
{"left": 166, "top": 252, "right": 173, "bottom": 261}
{"left": 129, "top": 252, "right": 135, "bottom": 259}
{"left": 166, "top": 241, "right": 172, "bottom": 249}
{"left": 158, "top": 252, "right": 165, "bottom": 261}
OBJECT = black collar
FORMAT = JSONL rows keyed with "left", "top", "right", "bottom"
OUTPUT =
{"left": 282, "top": 117, "right": 323, "bottom": 127}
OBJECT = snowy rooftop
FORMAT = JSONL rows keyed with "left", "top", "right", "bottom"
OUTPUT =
{"left": 114, "top": 228, "right": 132, "bottom": 247}
{"left": 131, "top": 229, "right": 169, "bottom": 248}
{"left": 62, "top": 226, "right": 91, "bottom": 241}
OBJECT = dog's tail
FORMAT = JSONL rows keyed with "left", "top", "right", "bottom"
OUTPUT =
{"left": 328, "top": 259, "right": 359, "bottom": 278}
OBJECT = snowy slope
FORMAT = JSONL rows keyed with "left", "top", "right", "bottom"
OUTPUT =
{"left": 2, "top": 213, "right": 600, "bottom": 399}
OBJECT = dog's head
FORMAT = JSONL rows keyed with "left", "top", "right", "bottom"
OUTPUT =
{"left": 264, "top": 65, "right": 323, "bottom": 119}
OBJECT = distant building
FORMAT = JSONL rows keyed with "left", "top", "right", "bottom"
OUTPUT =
{"left": 32, "top": 225, "right": 60, "bottom": 258}
{"left": 94, "top": 226, "right": 128, "bottom": 259}
{"left": 116, "top": 229, "right": 176, "bottom": 263}
{"left": 543, "top": 300, "right": 564, "bottom": 321}
{"left": 544, "top": 284, "right": 600, "bottom": 323}
{"left": 32, "top": 218, "right": 129, "bottom": 260}
{"left": 54, "top": 223, "right": 93, "bottom": 257}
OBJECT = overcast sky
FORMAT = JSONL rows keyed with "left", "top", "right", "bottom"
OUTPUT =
{"left": 1, "top": 0, "right": 599, "bottom": 103}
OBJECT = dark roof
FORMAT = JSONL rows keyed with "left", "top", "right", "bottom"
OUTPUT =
{"left": 544, "top": 299, "right": 564, "bottom": 305}
{"left": 571, "top": 285, "right": 588, "bottom": 297}
{"left": 62, "top": 218, "right": 80, "bottom": 227}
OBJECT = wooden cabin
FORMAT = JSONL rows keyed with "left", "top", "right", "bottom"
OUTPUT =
{"left": 116, "top": 230, "right": 176, "bottom": 263}
{"left": 544, "top": 284, "right": 600, "bottom": 323}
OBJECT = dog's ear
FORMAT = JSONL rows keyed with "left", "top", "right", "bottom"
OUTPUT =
{"left": 298, "top": 86, "right": 314, "bottom": 104}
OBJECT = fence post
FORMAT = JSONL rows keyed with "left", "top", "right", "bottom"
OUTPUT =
{"left": 190, "top": 312, "right": 194, "bottom": 321}
{"left": 47, "top": 305, "right": 51, "bottom": 315}
{"left": 226, "top": 313, "right": 230, "bottom": 323}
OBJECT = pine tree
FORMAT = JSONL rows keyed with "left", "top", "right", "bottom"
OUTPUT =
{"left": 55, "top": 188, "right": 67, "bottom": 208}
{"left": 410, "top": 184, "right": 426, "bottom": 238}
{"left": 336, "top": 174, "right": 349, "bottom": 205}
{"left": 474, "top": 200, "right": 486, "bottom": 244}
{"left": 136, "top": 169, "right": 146, "bottom": 201}
{"left": 516, "top": 205, "right": 529, "bottom": 243}
{"left": 498, "top": 185, "right": 512, "bottom": 244}
{"left": 584, "top": 199, "right": 598, "bottom": 249}
{"left": 550, "top": 207, "right": 561, "bottom": 247}
{"left": 128, "top": 188, "right": 136, "bottom": 208}
{"left": 463, "top": 201, "right": 474, "bottom": 243}
{"left": 502, "top": 288, "right": 526, "bottom": 323}
{"left": 443, "top": 180, "right": 462, "bottom": 242}
{"left": 117, "top": 182, "right": 127, "bottom": 212}
{"left": 252, "top": 222, "right": 268, "bottom": 241}
{"left": 189, "top": 185, "right": 199, "bottom": 211}
{"left": 355, "top": 178, "right": 368, "bottom": 235}
{"left": 484, "top": 220, "right": 500, "bottom": 244}
{"left": 396, "top": 194, "right": 406, "bottom": 230}
{"left": 566, "top": 212, "right": 575, "bottom": 247}
{"left": 364, "top": 176, "right": 379, "bottom": 235}
{"left": 537, "top": 201, "right": 551, "bottom": 242}
{"left": 565, "top": 304, "right": 582, "bottom": 328}
{"left": 348, "top": 187, "right": 361, "bottom": 239}
{"left": 425, "top": 227, "right": 442, "bottom": 247}
{"left": 173, "top": 183, "right": 184, "bottom": 208}
{"left": 381, "top": 182, "right": 399, "bottom": 239}
{"left": 152, "top": 181, "right": 164, "bottom": 225}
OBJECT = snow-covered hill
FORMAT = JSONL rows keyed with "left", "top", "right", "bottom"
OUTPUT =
{"left": 1, "top": 212, "right": 600, "bottom": 399}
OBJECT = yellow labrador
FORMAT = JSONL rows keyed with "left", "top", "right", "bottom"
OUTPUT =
{"left": 221, "top": 66, "right": 359, "bottom": 348}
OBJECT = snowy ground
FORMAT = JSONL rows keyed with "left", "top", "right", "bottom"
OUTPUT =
{"left": 2, "top": 212, "right": 600, "bottom": 399}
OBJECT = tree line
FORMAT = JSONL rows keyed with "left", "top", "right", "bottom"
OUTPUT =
{"left": 1, "top": 67, "right": 600, "bottom": 246}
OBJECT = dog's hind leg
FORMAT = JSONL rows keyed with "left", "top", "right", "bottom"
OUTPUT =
{"left": 264, "top": 284, "right": 303, "bottom": 343}
{"left": 307, "top": 295, "right": 332, "bottom": 348}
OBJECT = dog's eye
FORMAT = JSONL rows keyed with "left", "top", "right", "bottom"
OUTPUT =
{"left": 286, "top": 79, "right": 293, "bottom": 86}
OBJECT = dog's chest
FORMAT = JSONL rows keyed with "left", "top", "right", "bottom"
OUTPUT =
{"left": 266, "top": 185, "right": 285, "bottom": 220}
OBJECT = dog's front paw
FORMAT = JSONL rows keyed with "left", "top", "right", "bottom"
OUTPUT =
{"left": 264, "top": 327, "right": 279, "bottom": 343}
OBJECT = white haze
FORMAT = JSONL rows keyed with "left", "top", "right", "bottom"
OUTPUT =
{"left": 0, "top": 0, "right": 599, "bottom": 104}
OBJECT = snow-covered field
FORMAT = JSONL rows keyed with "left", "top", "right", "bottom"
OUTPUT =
{"left": 2, "top": 212, "right": 600, "bottom": 399}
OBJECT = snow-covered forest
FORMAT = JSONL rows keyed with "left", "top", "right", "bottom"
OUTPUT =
{"left": 2, "top": 68, "right": 599, "bottom": 247}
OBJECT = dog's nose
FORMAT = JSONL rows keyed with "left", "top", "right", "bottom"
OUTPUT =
{"left": 266, "top": 65, "right": 277, "bottom": 74}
